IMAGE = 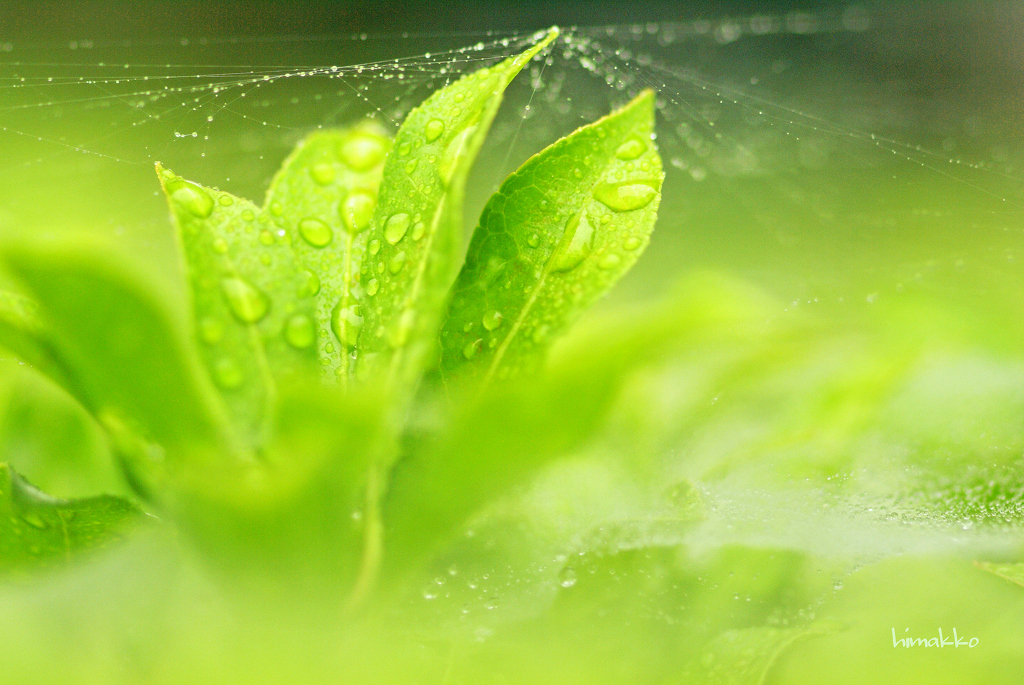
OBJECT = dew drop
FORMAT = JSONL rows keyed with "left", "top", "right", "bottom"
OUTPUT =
{"left": 398, "top": 141, "right": 412, "bottom": 156}
{"left": 482, "top": 310, "right": 503, "bottom": 331}
{"left": 425, "top": 119, "right": 445, "bottom": 143}
{"left": 213, "top": 357, "right": 244, "bottom": 389}
{"left": 270, "top": 201, "right": 284, "bottom": 217}
{"left": 593, "top": 181, "right": 659, "bottom": 212}
{"left": 463, "top": 339, "right": 482, "bottom": 359}
{"left": 218, "top": 194, "right": 234, "bottom": 206}
{"left": 368, "top": 239, "right": 381, "bottom": 255}
{"left": 21, "top": 512, "right": 47, "bottom": 529}
{"left": 167, "top": 180, "right": 214, "bottom": 218}
{"left": 526, "top": 234, "right": 540, "bottom": 248}
{"left": 284, "top": 313, "right": 316, "bottom": 349}
{"left": 615, "top": 138, "right": 647, "bottom": 161}
{"left": 199, "top": 317, "right": 223, "bottom": 344}
{"left": 558, "top": 566, "right": 578, "bottom": 588}
{"left": 241, "top": 209, "right": 255, "bottom": 222}
{"left": 340, "top": 133, "right": 387, "bottom": 171}
{"left": 598, "top": 253, "right": 621, "bottom": 269}
{"left": 366, "top": 278, "right": 379, "bottom": 296}
{"left": 389, "top": 251, "right": 407, "bottom": 274}
{"left": 221, "top": 277, "right": 269, "bottom": 323}
{"left": 411, "top": 222, "right": 426, "bottom": 241}
{"left": 300, "top": 269, "right": 320, "bottom": 297}
{"left": 299, "top": 217, "right": 333, "bottom": 247}
{"left": 404, "top": 159, "right": 419, "bottom": 175}
{"left": 341, "top": 190, "right": 376, "bottom": 233}
{"left": 384, "top": 213, "right": 411, "bottom": 244}
{"left": 308, "top": 162, "right": 335, "bottom": 185}
{"left": 331, "top": 301, "right": 363, "bottom": 348}
{"left": 623, "top": 236, "right": 641, "bottom": 251}
{"left": 549, "top": 210, "right": 595, "bottom": 272}
{"left": 258, "top": 229, "right": 275, "bottom": 246}
{"left": 212, "top": 237, "right": 229, "bottom": 254}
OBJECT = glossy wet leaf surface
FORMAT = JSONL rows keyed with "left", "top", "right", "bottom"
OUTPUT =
{"left": 0, "top": 463, "right": 142, "bottom": 575}
{"left": 265, "top": 123, "right": 391, "bottom": 384}
{"left": 358, "top": 28, "right": 559, "bottom": 397}
{"left": 439, "top": 89, "right": 663, "bottom": 384}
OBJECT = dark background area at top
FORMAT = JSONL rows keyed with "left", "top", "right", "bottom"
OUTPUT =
{"left": 4, "top": 1, "right": 1024, "bottom": 92}
{"left": 4, "top": 1, "right": 856, "bottom": 38}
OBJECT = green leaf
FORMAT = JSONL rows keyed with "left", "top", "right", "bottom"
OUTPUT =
{"left": 683, "top": 624, "right": 840, "bottom": 685}
{"left": 0, "top": 463, "right": 142, "bottom": 575}
{"left": 170, "top": 381, "right": 388, "bottom": 607}
{"left": 439, "top": 89, "right": 663, "bottom": 384}
{"left": 382, "top": 280, "right": 752, "bottom": 577}
{"left": 2, "top": 241, "right": 232, "bottom": 462}
{"left": 264, "top": 122, "right": 391, "bottom": 386}
{"left": 975, "top": 561, "right": 1024, "bottom": 588}
{"left": 0, "top": 289, "right": 73, "bottom": 391}
{"left": 158, "top": 165, "right": 320, "bottom": 449}
{"left": 358, "top": 28, "right": 559, "bottom": 396}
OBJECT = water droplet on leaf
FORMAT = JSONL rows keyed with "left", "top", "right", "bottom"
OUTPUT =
{"left": 482, "top": 310, "right": 503, "bottom": 331}
{"left": 221, "top": 277, "right": 269, "bottom": 323}
{"left": 368, "top": 239, "right": 381, "bottom": 255}
{"left": 558, "top": 566, "right": 578, "bottom": 588}
{"left": 366, "top": 278, "right": 379, "bottom": 296}
{"left": 593, "top": 181, "right": 658, "bottom": 212}
{"left": 299, "top": 217, "right": 333, "bottom": 247}
{"left": 310, "top": 162, "right": 335, "bottom": 185}
{"left": 167, "top": 180, "right": 214, "bottom": 218}
{"left": 615, "top": 139, "right": 647, "bottom": 161}
{"left": 425, "top": 119, "right": 445, "bottom": 143}
{"left": 389, "top": 251, "right": 407, "bottom": 274}
{"left": 341, "top": 190, "right": 376, "bottom": 233}
{"left": 331, "top": 302, "right": 363, "bottom": 348}
{"left": 270, "top": 201, "right": 284, "bottom": 217}
{"left": 21, "top": 512, "right": 47, "bottom": 529}
{"left": 623, "top": 236, "right": 641, "bottom": 251}
{"left": 212, "top": 237, "right": 229, "bottom": 254}
{"left": 549, "top": 210, "right": 595, "bottom": 272}
{"left": 598, "top": 253, "right": 621, "bottom": 269}
{"left": 527, "top": 234, "right": 540, "bottom": 248}
{"left": 411, "top": 222, "right": 426, "bottom": 241}
{"left": 340, "top": 133, "right": 387, "bottom": 171}
{"left": 384, "top": 213, "right": 411, "bottom": 244}
{"left": 284, "top": 313, "right": 316, "bottom": 349}
{"left": 259, "top": 229, "right": 275, "bottom": 246}
{"left": 300, "top": 269, "right": 320, "bottom": 297}
{"left": 463, "top": 339, "right": 482, "bottom": 359}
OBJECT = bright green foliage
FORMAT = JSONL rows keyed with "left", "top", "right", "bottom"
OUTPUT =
{"left": 358, "top": 28, "right": 559, "bottom": 397}
{"left": 4, "top": 26, "right": 1024, "bottom": 685}
{"left": 159, "top": 165, "right": 321, "bottom": 449}
{"left": 265, "top": 122, "right": 391, "bottom": 384}
{"left": 2, "top": 242, "right": 230, "bottom": 462}
{"left": 0, "top": 290, "right": 72, "bottom": 391}
{"left": 440, "top": 89, "right": 663, "bottom": 384}
{"left": 0, "top": 463, "right": 141, "bottom": 575}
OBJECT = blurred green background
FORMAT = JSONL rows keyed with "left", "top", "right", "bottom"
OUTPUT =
{"left": 1, "top": 1, "right": 1023, "bottom": 683}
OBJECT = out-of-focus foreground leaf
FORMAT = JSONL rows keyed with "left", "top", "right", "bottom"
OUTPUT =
{"left": 383, "top": 272, "right": 781, "bottom": 579}
{"left": 440, "top": 89, "right": 663, "bottom": 384}
{"left": 0, "top": 463, "right": 142, "bottom": 575}
{"left": 2, "top": 241, "right": 233, "bottom": 469}
{"left": 358, "top": 28, "right": 559, "bottom": 397}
